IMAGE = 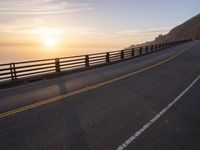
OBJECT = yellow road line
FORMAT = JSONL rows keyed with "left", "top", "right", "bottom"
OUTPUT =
{"left": 0, "top": 46, "right": 190, "bottom": 119}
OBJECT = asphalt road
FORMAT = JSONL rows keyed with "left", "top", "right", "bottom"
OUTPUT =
{"left": 0, "top": 40, "right": 200, "bottom": 150}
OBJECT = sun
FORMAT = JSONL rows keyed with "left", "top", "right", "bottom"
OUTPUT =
{"left": 43, "top": 36, "right": 58, "bottom": 47}
{"left": 36, "top": 27, "right": 63, "bottom": 48}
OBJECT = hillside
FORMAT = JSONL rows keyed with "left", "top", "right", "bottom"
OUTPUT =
{"left": 130, "top": 14, "right": 200, "bottom": 47}
{"left": 155, "top": 13, "right": 200, "bottom": 43}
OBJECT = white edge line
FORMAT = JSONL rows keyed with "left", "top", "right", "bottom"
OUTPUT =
{"left": 117, "top": 75, "right": 200, "bottom": 150}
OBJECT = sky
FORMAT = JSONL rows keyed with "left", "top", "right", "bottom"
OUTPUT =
{"left": 0, "top": 0, "right": 199, "bottom": 62}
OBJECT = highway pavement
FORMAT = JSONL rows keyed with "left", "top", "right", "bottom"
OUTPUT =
{"left": 0, "top": 40, "right": 200, "bottom": 150}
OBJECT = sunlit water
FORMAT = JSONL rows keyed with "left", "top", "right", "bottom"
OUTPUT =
{"left": 0, "top": 45, "right": 122, "bottom": 64}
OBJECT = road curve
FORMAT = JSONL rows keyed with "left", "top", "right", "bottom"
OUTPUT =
{"left": 0, "top": 40, "right": 200, "bottom": 150}
{"left": 0, "top": 41, "right": 192, "bottom": 113}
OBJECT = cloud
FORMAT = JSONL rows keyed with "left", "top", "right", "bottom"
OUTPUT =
{"left": 0, "top": 0, "right": 93, "bottom": 15}
{"left": 0, "top": 19, "right": 44, "bottom": 33}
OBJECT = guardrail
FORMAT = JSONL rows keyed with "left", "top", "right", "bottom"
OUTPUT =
{"left": 0, "top": 40, "right": 190, "bottom": 82}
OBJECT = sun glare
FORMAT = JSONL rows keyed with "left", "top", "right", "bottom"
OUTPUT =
{"left": 36, "top": 27, "right": 63, "bottom": 48}
{"left": 43, "top": 37, "right": 58, "bottom": 47}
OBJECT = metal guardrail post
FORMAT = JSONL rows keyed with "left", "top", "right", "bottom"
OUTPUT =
{"left": 106, "top": 52, "right": 110, "bottom": 63}
{"left": 162, "top": 43, "right": 164, "bottom": 48}
{"left": 151, "top": 45, "right": 154, "bottom": 52}
{"left": 121, "top": 50, "right": 124, "bottom": 60}
{"left": 85, "top": 55, "right": 89, "bottom": 67}
{"left": 163, "top": 44, "right": 165, "bottom": 48}
{"left": 159, "top": 44, "right": 162, "bottom": 49}
{"left": 10, "top": 63, "right": 17, "bottom": 80}
{"left": 131, "top": 48, "right": 135, "bottom": 57}
{"left": 155, "top": 44, "right": 158, "bottom": 50}
{"left": 10, "top": 63, "right": 13, "bottom": 80}
{"left": 139, "top": 47, "right": 142, "bottom": 55}
{"left": 55, "top": 58, "right": 61, "bottom": 72}
{"left": 145, "top": 46, "right": 148, "bottom": 53}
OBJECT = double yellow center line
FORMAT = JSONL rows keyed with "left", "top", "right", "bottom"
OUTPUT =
{"left": 0, "top": 46, "right": 190, "bottom": 119}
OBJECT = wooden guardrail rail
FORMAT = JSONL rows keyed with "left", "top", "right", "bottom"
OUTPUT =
{"left": 0, "top": 40, "right": 190, "bottom": 82}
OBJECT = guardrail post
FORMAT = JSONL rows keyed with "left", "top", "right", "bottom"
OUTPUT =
{"left": 155, "top": 44, "right": 158, "bottom": 50}
{"left": 151, "top": 45, "right": 154, "bottom": 52}
{"left": 145, "top": 46, "right": 148, "bottom": 53}
{"left": 10, "top": 63, "right": 17, "bottom": 80}
{"left": 121, "top": 50, "right": 124, "bottom": 60}
{"left": 163, "top": 43, "right": 165, "bottom": 48}
{"left": 85, "top": 55, "right": 89, "bottom": 67}
{"left": 106, "top": 52, "right": 110, "bottom": 63}
{"left": 131, "top": 48, "right": 135, "bottom": 57}
{"left": 139, "top": 47, "right": 142, "bottom": 55}
{"left": 159, "top": 44, "right": 161, "bottom": 49}
{"left": 55, "top": 58, "right": 61, "bottom": 72}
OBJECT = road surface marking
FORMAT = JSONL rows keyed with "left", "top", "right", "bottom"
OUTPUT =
{"left": 117, "top": 75, "right": 200, "bottom": 150}
{"left": 0, "top": 46, "right": 190, "bottom": 119}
